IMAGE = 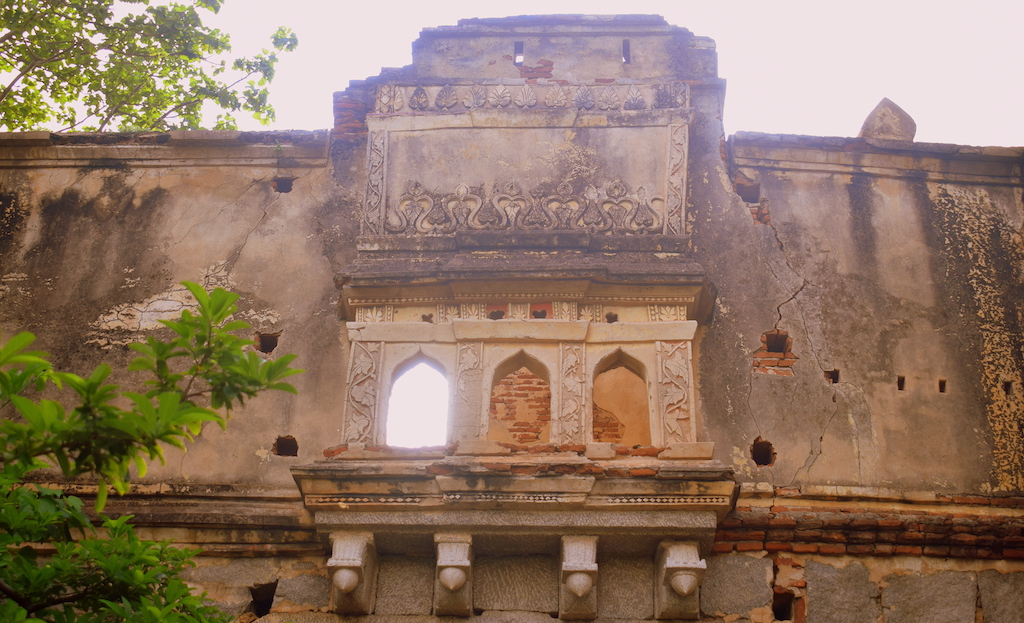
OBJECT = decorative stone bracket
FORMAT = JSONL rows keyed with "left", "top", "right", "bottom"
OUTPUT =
{"left": 328, "top": 531, "right": 378, "bottom": 615}
{"left": 654, "top": 540, "right": 706, "bottom": 619}
{"left": 560, "top": 535, "right": 599, "bottom": 619}
{"left": 434, "top": 533, "right": 473, "bottom": 616}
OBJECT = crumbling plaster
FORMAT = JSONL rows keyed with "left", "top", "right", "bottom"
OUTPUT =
{"left": 0, "top": 132, "right": 358, "bottom": 487}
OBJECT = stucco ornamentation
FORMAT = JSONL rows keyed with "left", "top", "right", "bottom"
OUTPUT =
{"left": 488, "top": 85, "right": 512, "bottom": 108}
{"left": 559, "top": 343, "right": 585, "bottom": 443}
{"left": 657, "top": 341, "right": 692, "bottom": 443}
{"left": 573, "top": 86, "right": 595, "bottom": 110}
{"left": 597, "top": 88, "right": 620, "bottom": 111}
{"left": 623, "top": 87, "right": 645, "bottom": 110}
{"left": 456, "top": 343, "right": 481, "bottom": 404}
{"left": 435, "top": 84, "right": 459, "bottom": 110}
{"left": 344, "top": 341, "right": 383, "bottom": 443}
{"left": 364, "top": 130, "right": 386, "bottom": 235}
{"left": 514, "top": 86, "right": 538, "bottom": 108}
{"left": 648, "top": 305, "right": 686, "bottom": 322}
{"left": 666, "top": 124, "right": 688, "bottom": 235}
{"left": 377, "top": 84, "right": 404, "bottom": 113}
{"left": 463, "top": 86, "right": 487, "bottom": 108}
{"left": 409, "top": 86, "right": 430, "bottom": 111}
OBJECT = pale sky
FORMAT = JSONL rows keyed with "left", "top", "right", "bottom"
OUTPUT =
{"left": 205, "top": 0, "right": 1024, "bottom": 147}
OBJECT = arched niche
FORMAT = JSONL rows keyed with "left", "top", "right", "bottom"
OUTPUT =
{"left": 385, "top": 355, "right": 450, "bottom": 448}
{"left": 592, "top": 349, "right": 651, "bottom": 446}
{"left": 487, "top": 351, "right": 552, "bottom": 445}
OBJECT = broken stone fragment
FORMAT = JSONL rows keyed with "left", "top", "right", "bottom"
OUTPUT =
{"left": 858, "top": 97, "right": 916, "bottom": 141}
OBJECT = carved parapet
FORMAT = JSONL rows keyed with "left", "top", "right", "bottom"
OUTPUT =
{"left": 560, "top": 535, "right": 599, "bottom": 620}
{"left": 434, "top": 533, "right": 474, "bottom": 616}
{"left": 654, "top": 540, "right": 706, "bottom": 620}
{"left": 327, "top": 531, "right": 378, "bottom": 615}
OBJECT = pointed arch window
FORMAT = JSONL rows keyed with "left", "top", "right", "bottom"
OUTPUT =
{"left": 386, "top": 361, "right": 449, "bottom": 448}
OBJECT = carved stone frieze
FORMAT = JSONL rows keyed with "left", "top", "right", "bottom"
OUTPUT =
{"left": 355, "top": 306, "right": 394, "bottom": 322}
{"left": 373, "top": 83, "right": 689, "bottom": 114}
{"left": 578, "top": 304, "right": 603, "bottom": 322}
{"left": 459, "top": 303, "right": 486, "bottom": 320}
{"left": 436, "top": 304, "right": 461, "bottom": 322}
{"left": 508, "top": 303, "right": 530, "bottom": 319}
{"left": 380, "top": 181, "right": 665, "bottom": 236}
{"left": 344, "top": 341, "right": 383, "bottom": 443}
{"left": 647, "top": 305, "right": 686, "bottom": 322}
{"left": 559, "top": 343, "right": 585, "bottom": 444}
{"left": 552, "top": 301, "right": 577, "bottom": 320}
{"left": 656, "top": 341, "right": 694, "bottom": 444}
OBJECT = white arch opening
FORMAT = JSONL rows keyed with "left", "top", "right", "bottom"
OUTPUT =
{"left": 386, "top": 361, "right": 449, "bottom": 448}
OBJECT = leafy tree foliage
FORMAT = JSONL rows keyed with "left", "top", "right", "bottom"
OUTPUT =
{"left": 0, "top": 0, "right": 298, "bottom": 131}
{"left": 0, "top": 283, "right": 301, "bottom": 622}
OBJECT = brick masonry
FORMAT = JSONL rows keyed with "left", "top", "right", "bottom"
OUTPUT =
{"left": 489, "top": 367, "right": 552, "bottom": 444}
{"left": 752, "top": 329, "right": 797, "bottom": 376}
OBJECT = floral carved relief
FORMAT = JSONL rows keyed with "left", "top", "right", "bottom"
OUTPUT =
{"left": 656, "top": 341, "right": 693, "bottom": 444}
{"left": 345, "top": 341, "right": 383, "bottom": 443}
{"left": 647, "top": 305, "right": 686, "bottom": 322}
{"left": 363, "top": 130, "right": 386, "bottom": 235}
{"left": 379, "top": 181, "right": 665, "bottom": 236}
{"left": 456, "top": 342, "right": 482, "bottom": 404}
{"left": 559, "top": 343, "right": 585, "bottom": 443}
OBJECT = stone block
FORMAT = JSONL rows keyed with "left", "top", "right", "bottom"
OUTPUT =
{"left": 700, "top": 554, "right": 772, "bottom": 617}
{"left": 978, "top": 570, "right": 1024, "bottom": 623}
{"left": 273, "top": 573, "right": 331, "bottom": 612}
{"left": 597, "top": 557, "right": 654, "bottom": 619}
{"left": 475, "top": 555, "right": 559, "bottom": 613}
{"left": 805, "top": 560, "right": 879, "bottom": 623}
{"left": 375, "top": 554, "right": 434, "bottom": 615}
{"left": 881, "top": 571, "right": 976, "bottom": 623}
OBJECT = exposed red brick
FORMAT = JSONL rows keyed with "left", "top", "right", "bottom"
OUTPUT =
{"left": 923, "top": 546, "right": 950, "bottom": 557}
{"left": 818, "top": 544, "right": 846, "bottom": 555}
{"left": 712, "top": 542, "right": 734, "bottom": 554}
{"left": 510, "top": 465, "right": 541, "bottom": 475}
{"left": 736, "top": 541, "right": 764, "bottom": 552}
{"left": 873, "top": 544, "right": 895, "bottom": 556}
{"left": 847, "top": 545, "right": 874, "bottom": 555}
{"left": 792, "top": 543, "right": 819, "bottom": 554}
{"left": 630, "top": 446, "right": 661, "bottom": 457}
{"left": 628, "top": 468, "right": 657, "bottom": 477}
{"left": 766, "top": 542, "right": 792, "bottom": 552}
{"left": 770, "top": 516, "right": 798, "bottom": 528}
{"left": 322, "top": 444, "right": 348, "bottom": 458}
{"left": 482, "top": 463, "right": 511, "bottom": 472}
{"left": 426, "top": 464, "right": 455, "bottom": 475}
{"left": 895, "top": 545, "right": 923, "bottom": 555}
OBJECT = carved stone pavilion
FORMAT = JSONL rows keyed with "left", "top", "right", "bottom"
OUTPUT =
{"left": 2, "top": 13, "right": 1024, "bottom": 623}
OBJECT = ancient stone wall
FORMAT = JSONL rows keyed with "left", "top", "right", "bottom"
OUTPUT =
{"left": 1, "top": 13, "right": 1023, "bottom": 623}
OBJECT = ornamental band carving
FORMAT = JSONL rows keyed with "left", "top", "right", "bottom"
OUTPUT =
{"left": 375, "top": 83, "right": 688, "bottom": 114}
{"left": 382, "top": 181, "right": 665, "bottom": 236}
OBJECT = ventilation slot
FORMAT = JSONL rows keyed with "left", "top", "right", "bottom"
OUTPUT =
{"left": 897, "top": 375, "right": 905, "bottom": 391}
{"left": 825, "top": 369, "right": 840, "bottom": 384}
{"left": 622, "top": 39, "right": 631, "bottom": 64}
{"left": 273, "top": 435, "right": 298, "bottom": 457}
{"left": 1003, "top": 381, "right": 1013, "bottom": 396}
{"left": 513, "top": 41, "right": 524, "bottom": 66}
{"left": 939, "top": 379, "right": 947, "bottom": 393}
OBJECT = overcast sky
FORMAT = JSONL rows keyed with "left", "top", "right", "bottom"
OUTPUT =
{"left": 204, "top": 0, "right": 1024, "bottom": 147}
